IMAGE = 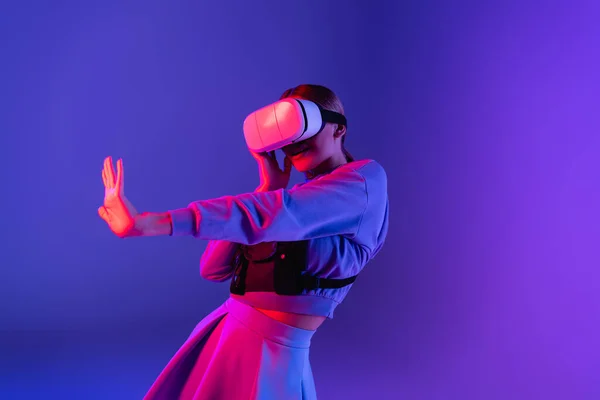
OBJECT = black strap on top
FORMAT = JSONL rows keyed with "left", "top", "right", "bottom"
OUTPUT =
{"left": 300, "top": 274, "right": 357, "bottom": 290}
{"left": 229, "top": 240, "right": 358, "bottom": 296}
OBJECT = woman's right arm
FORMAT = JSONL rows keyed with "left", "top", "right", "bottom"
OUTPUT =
{"left": 197, "top": 185, "right": 271, "bottom": 282}
{"left": 199, "top": 240, "right": 240, "bottom": 282}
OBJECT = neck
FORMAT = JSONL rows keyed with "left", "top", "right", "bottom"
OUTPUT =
{"left": 305, "top": 152, "right": 349, "bottom": 180}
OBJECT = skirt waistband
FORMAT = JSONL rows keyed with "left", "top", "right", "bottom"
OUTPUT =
{"left": 225, "top": 297, "right": 316, "bottom": 349}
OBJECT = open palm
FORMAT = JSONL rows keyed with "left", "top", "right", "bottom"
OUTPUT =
{"left": 98, "top": 156, "right": 139, "bottom": 237}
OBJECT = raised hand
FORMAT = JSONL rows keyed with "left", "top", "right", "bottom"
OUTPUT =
{"left": 98, "top": 156, "right": 140, "bottom": 237}
{"left": 251, "top": 150, "right": 292, "bottom": 191}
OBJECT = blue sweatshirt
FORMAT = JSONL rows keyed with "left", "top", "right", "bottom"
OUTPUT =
{"left": 169, "top": 159, "right": 389, "bottom": 318}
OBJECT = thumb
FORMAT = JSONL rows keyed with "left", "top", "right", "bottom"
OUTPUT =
{"left": 266, "top": 151, "right": 280, "bottom": 167}
{"left": 283, "top": 156, "right": 292, "bottom": 174}
{"left": 98, "top": 206, "right": 108, "bottom": 222}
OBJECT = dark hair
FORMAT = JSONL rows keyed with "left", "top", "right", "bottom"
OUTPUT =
{"left": 280, "top": 84, "right": 354, "bottom": 162}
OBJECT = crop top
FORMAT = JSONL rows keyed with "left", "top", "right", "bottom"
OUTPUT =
{"left": 168, "top": 159, "right": 389, "bottom": 318}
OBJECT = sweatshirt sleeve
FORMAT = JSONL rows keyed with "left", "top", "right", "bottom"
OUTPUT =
{"left": 198, "top": 240, "right": 240, "bottom": 282}
{"left": 168, "top": 161, "right": 384, "bottom": 246}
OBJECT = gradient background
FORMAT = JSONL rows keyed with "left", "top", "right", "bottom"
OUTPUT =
{"left": 1, "top": 1, "right": 599, "bottom": 399}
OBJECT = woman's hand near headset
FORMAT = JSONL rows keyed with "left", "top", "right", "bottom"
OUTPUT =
{"left": 251, "top": 150, "right": 292, "bottom": 191}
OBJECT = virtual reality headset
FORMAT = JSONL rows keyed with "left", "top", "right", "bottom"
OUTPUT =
{"left": 243, "top": 98, "right": 347, "bottom": 153}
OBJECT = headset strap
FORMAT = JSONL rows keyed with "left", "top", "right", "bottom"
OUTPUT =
{"left": 320, "top": 108, "right": 347, "bottom": 127}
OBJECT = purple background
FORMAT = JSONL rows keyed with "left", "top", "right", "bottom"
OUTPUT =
{"left": 2, "top": 1, "right": 599, "bottom": 399}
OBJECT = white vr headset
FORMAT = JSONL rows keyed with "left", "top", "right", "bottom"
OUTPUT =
{"left": 243, "top": 98, "right": 347, "bottom": 153}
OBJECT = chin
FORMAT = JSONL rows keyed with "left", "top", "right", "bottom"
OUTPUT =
{"left": 291, "top": 156, "right": 318, "bottom": 173}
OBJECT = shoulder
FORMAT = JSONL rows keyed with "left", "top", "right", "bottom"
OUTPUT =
{"left": 291, "top": 159, "right": 387, "bottom": 193}
{"left": 334, "top": 159, "right": 387, "bottom": 186}
{"left": 335, "top": 160, "right": 389, "bottom": 250}
{"left": 338, "top": 159, "right": 388, "bottom": 219}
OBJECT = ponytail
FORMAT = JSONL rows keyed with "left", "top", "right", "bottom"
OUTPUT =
{"left": 343, "top": 147, "right": 355, "bottom": 162}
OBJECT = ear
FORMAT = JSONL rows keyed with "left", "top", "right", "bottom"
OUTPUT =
{"left": 333, "top": 124, "right": 347, "bottom": 139}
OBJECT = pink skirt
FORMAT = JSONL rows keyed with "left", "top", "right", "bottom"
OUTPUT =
{"left": 143, "top": 297, "right": 318, "bottom": 399}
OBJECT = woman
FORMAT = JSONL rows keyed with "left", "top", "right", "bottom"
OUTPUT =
{"left": 98, "top": 84, "right": 389, "bottom": 399}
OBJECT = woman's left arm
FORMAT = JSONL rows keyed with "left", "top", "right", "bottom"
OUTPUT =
{"left": 136, "top": 161, "right": 387, "bottom": 251}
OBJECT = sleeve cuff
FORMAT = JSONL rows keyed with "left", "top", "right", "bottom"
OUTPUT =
{"left": 168, "top": 207, "right": 197, "bottom": 236}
